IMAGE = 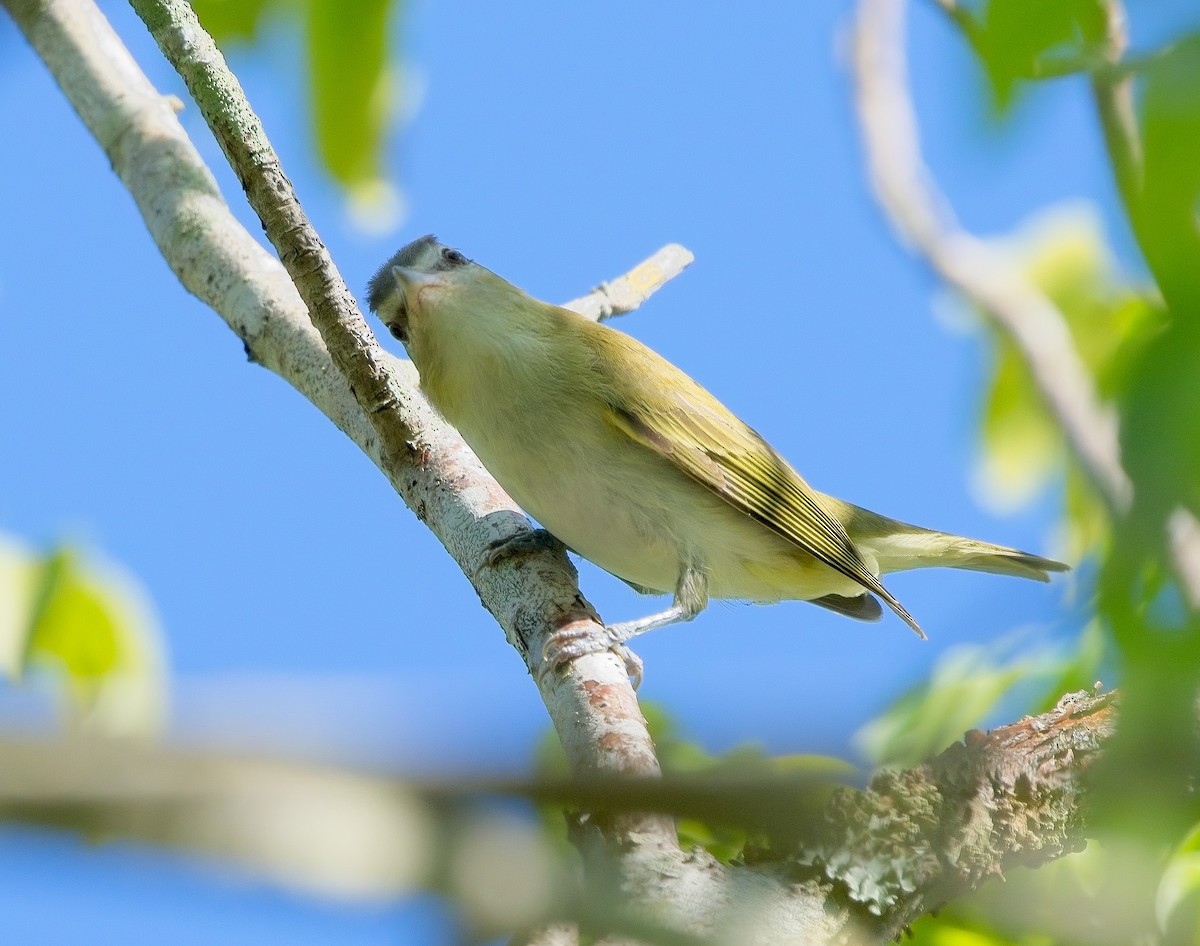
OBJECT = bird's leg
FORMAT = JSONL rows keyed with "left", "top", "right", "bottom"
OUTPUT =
{"left": 604, "top": 566, "right": 709, "bottom": 642}
{"left": 544, "top": 565, "right": 708, "bottom": 685}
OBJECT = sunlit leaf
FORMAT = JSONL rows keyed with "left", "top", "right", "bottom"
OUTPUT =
{"left": 975, "top": 0, "right": 1105, "bottom": 109}
{"left": 1157, "top": 822, "right": 1200, "bottom": 940}
{"left": 308, "top": 0, "right": 395, "bottom": 190}
{"left": 191, "top": 0, "right": 281, "bottom": 42}
{"left": 905, "top": 921, "right": 1026, "bottom": 946}
{"left": 0, "top": 537, "right": 167, "bottom": 736}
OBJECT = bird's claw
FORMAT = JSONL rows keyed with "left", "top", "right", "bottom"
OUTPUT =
{"left": 480, "top": 531, "right": 645, "bottom": 686}
{"left": 474, "top": 528, "right": 565, "bottom": 583}
{"left": 543, "top": 622, "right": 644, "bottom": 689}
{"left": 482, "top": 528, "right": 563, "bottom": 568}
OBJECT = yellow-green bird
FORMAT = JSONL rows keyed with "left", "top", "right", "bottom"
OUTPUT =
{"left": 368, "top": 236, "right": 1067, "bottom": 671}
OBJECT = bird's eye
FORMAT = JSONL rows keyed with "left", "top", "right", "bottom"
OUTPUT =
{"left": 441, "top": 247, "right": 468, "bottom": 267}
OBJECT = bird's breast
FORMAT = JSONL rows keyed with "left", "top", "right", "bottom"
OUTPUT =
{"left": 450, "top": 400, "right": 864, "bottom": 603}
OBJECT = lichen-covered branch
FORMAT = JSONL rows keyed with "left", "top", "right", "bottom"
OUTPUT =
{"left": 806, "top": 690, "right": 1115, "bottom": 940}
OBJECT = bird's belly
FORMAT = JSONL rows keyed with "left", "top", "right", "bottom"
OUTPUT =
{"left": 471, "top": 430, "right": 865, "bottom": 603}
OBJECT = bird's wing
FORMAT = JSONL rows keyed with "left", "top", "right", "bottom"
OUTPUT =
{"left": 599, "top": 358, "right": 924, "bottom": 638}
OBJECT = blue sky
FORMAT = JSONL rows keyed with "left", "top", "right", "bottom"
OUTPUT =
{"left": 1, "top": 1, "right": 1192, "bottom": 942}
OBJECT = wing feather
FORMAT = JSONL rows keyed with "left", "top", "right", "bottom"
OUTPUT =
{"left": 604, "top": 390, "right": 925, "bottom": 638}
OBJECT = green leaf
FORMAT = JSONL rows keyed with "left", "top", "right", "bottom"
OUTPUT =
{"left": 1157, "top": 822, "right": 1200, "bottom": 939}
{"left": 856, "top": 633, "right": 1072, "bottom": 768}
{"left": 308, "top": 0, "right": 395, "bottom": 190}
{"left": 191, "top": 0, "right": 280, "bottom": 42}
{"left": 0, "top": 537, "right": 167, "bottom": 735}
{"left": 1119, "top": 37, "right": 1200, "bottom": 533}
{"left": 974, "top": 0, "right": 1104, "bottom": 110}
{"left": 191, "top": 0, "right": 404, "bottom": 207}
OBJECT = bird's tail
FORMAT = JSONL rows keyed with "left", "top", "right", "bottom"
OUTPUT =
{"left": 819, "top": 494, "right": 1069, "bottom": 581}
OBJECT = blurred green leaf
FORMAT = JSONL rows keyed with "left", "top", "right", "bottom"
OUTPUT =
{"left": 1134, "top": 33, "right": 1200, "bottom": 313}
{"left": 974, "top": 0, "right": 1105, "bottom": 109}
{"left": 905, "top": 919, "right": 1042, "bottom": 946}
{"left": 308, "top": 0, "right": 394, "bottom": 190}
{"left": 0, "top": 536, "right": 167, "bottom": 735}
{"left": 191, "top": 0, "right": 280, "bottom": 42}
{"left": 856, "top": 632, "right": 1076, "bottom": 768}
{"left": 1118, "top": 35, "right": 1200, "bottom": 534}
{"left": 1157, "top": 822, "right": 1200, "bottom": 943}
{"left": 191, "top": 0, "right": 403, "bottom": 206}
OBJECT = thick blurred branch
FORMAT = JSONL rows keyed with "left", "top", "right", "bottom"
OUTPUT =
{"left": 853, "top": 0, "right": 1200, "bottom": 605}
{"left": 0, "top": 690, "right": 1116, "bottom": 942}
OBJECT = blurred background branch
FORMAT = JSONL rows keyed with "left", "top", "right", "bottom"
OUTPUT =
{"left": 0, "top": 687, "right": 1117, "bottom": 944}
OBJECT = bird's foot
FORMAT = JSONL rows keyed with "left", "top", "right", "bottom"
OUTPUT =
{"left": 475, "top": 528, "right": 564, "bottom": 582}
{"left": 543, "top": 622, "right": 644, "bottom": 689}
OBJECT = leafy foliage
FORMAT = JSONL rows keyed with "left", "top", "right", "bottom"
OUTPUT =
{"left": 915, "top": 2, "right": 1200, "bottom": 943}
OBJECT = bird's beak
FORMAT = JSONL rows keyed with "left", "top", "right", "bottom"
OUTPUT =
{"left": 391, "top": 266, "right": 443, "bottom": 294}
{"left": 384, "top": 267, "right": 444, "bottom": 345}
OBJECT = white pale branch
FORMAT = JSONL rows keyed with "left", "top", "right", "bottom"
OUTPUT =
{"left": 851, "top": 0, "right": 1200, "bottom": 605}
{"left": 2, "top": 0, "right": 688, "bottom": 796}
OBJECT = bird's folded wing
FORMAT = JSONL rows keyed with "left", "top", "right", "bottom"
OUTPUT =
{"left": 605, "top": 397, "right": 924, "bottom": 637}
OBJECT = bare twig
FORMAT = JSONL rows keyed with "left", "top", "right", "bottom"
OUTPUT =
{"left": 562, "top": 244, "right": 695, "bottom": 322}
{"left": 852, "top": 0, "right": 1200, "bottom": 607}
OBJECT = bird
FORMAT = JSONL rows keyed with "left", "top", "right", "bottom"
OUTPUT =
{"left": 367, "top": 235, "right": 1067, "bottom": 676}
